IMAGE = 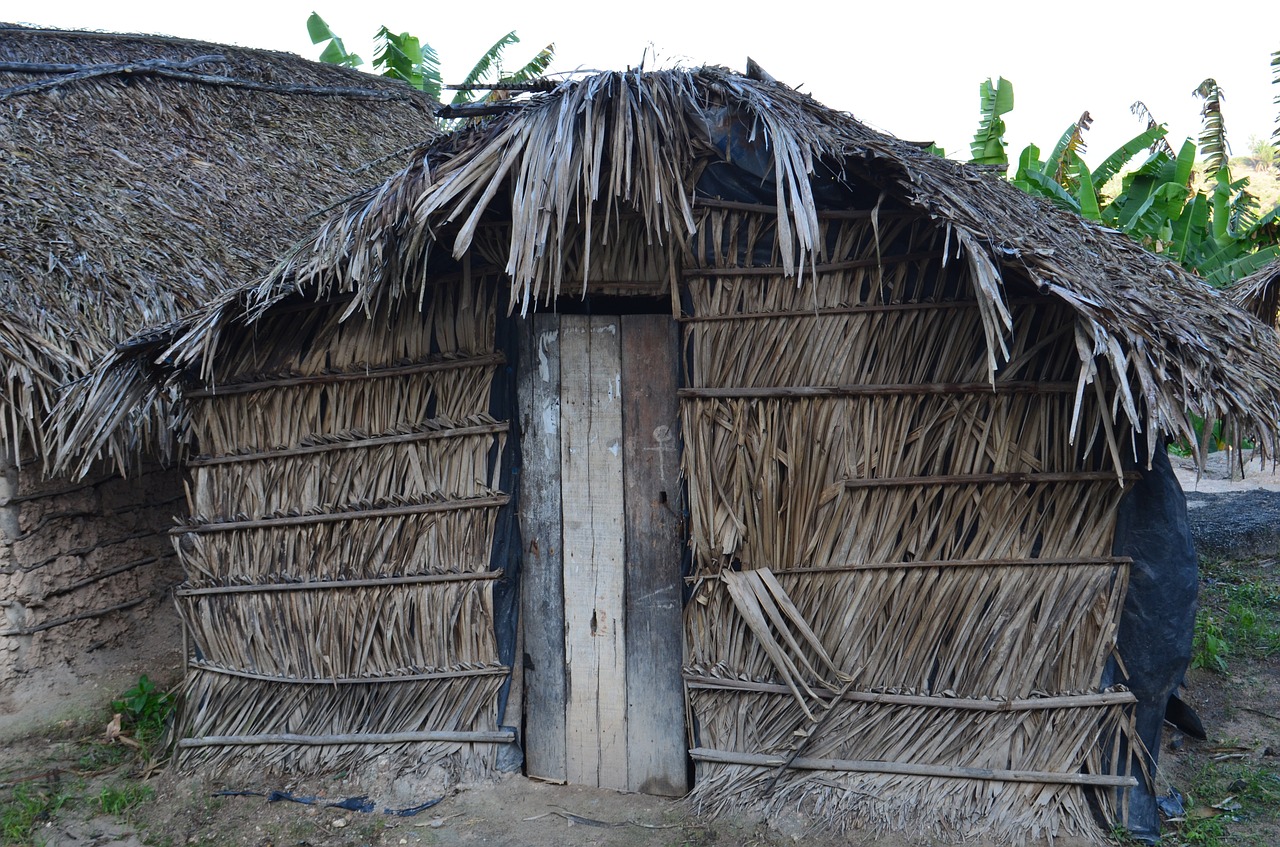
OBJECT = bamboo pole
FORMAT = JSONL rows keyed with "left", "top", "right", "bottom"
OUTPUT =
{"left": 171, "top": 495, "right": 509, "bottom": 534}
{"left": 179, "top": 730, "right": 515, "bottom": 748}
{"left": 185, "top": 353, "right": 505, "bottom": 398}
{"left": 682, "top": 676, "right": 1137, "bottom": 710}
{"left": 175, "top": 571, "right": 502, "bottom": 596}
{"left": 688, "top": 748, "right": 1138, "bottom": 788}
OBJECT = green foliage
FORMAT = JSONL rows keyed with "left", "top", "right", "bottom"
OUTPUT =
{"left": 1, "top": 783, "right": 71, "bottom": 845}
{"left": 1192, "top": 612, "right": 1229, "bottom": 673}
{"left": 978, "top": 75, "right": 1280, "bottom": 287}
{"left": 308, "top": 13, "right": 554, "bottom": 111}
{"left": 1272, "top": 49, "right": 1279, "bottom": 145}
{"left": 970, "top": 77, "right": 1014, "bottom": 170}
{"left": 306, "top": 13, "right": 361, "bottom": 68}
{"left": 1247, "top": 135, "right": 1277, "bottom": 171}
{"left": 373, "top": 27, "right": 442, "bottom": 99}
{"left": 96, "top": 783, "right": 153, "bottom": 817}
{"left": 111, "top": 675, "right": 173, "bottom": 744}
{"left": 1194, "top": 79, "right": 1230, "bottom": 177}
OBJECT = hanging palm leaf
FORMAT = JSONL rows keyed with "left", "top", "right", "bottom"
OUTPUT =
{"left": 970, "top": 77, "right": 1014, "bottom": 170}
{"left": 1194, "top": 78, "right": 1229, "bottom": 176}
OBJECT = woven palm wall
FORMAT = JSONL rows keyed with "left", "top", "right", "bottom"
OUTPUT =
{"left": 680, "top": 202, "right": 1139, "bottom": 842}
{"left": 170, "top": 273, "right": 513, "bottom": 776}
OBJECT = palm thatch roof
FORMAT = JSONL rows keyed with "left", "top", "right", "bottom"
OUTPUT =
{"left": 0, "top": 23, "right": 438, "bottom": 465}
{"left": 1229, "top": 257, "right": 1280, "bottom": 329}
{"left": 56, "top": 66, "right": 1280, "bottom": 473}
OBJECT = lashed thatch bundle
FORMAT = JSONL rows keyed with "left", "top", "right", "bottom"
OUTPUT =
{"left": 1229, "top": 257, "right": 1280, "bottom": 330}
{"left": 0, "top": 23, "right": 437, "bottom": 465}
{"left": 52, "top": 66, "right": 1280, "bottom": 843}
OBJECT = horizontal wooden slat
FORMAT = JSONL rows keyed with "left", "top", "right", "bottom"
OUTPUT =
{"left": 190, "top": 662, "right": 510, "bottom": 685}
{"left": 683, "top": 675, "right": 1137, "bottom": 710}
{"left": 176, "top": 571, "right": 502, "bottom": 597}
{"left": 692, "top": 197, "right": 916, "bottom": 220}
{"left": 679, "top": 382, "right": 1078, "bottom": 399}
{"left": 843, "top": 471, "right": 1137, "bottom": 489}
{"left": 187, "top": 421, "right": 509, "bottom": 467}
{"left": 688, "top": 748, "right": 1137, "bottom": 788}
{"left": 678, "top": 296, "right": 1049, "bottom": 324}
{"left": 178, "top": 730, "right": 516, "bottom": 748}
{"left": 682, "top": 251, "right": 942, "bottom": 278}
{"left": 758, "top": 556, "right": 1132, "bottom": 574}
{"left": 173, "top": 494, "right": 509, "bottom": 534}
{"left": 185, "top": 352, "right": 505, "bottom": 398}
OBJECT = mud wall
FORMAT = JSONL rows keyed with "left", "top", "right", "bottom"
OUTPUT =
{"left": 0, "top": 445, "right": 185, "bottom": 737}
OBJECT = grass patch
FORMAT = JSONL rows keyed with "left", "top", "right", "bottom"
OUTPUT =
{"left": 96, "top": 782, "right": 153, "bottom": 817}
{"left": 1193, "top": 558, "right": 1280, "bottom": 673}
{"left": 1164, "top": 761, "right": 1280, "bottom": 846}
{"left": 1, "top": 782, "right": 72, "bottom": 846}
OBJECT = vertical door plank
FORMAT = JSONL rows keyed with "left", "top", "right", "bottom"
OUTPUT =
{"left": 516, "top": 315, "right": 567, "bottom": 782}
{"left": 560, "top": 315, "right": 628, "bottom": 790}
{"left": 621, "top": 315, "right": 688, "bottom": 796}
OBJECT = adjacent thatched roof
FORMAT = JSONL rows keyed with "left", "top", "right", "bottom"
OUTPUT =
{"left": 1229, "top": 257, "right": 1280, "bottom": 329}
{"left": 0, "top": 24, "right": 438, "bottom": 464}
{"left": 57, "top": 66, "right": 1280, "bottom": 473}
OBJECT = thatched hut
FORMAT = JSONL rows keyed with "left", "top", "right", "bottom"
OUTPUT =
{"left": 0, "top": 24, "right": 436, "bottom": 733}
{"left": 59, "top": 67, "right": 1280, "bottom": 842}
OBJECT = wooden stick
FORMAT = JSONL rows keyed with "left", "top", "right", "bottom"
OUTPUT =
{"left": 177, "top": 730, "right": 516, "bottom": 748}
{"left": 186, "top": 422, "right": 509, "bottom": 467}
{"left": 682, "top": 251, "right": 943, "bottom": 278}
{"left": 692, "top": 197, "right": 915, "bottom": 220}
{"left": 678, "top": 382, "right": 1078, "bottom": 399}
{"left": 688, "top": 748, "right": 1138, "bottom": 788}
{"left": 843, "top": 471, "right": 1138, "bottom": 489}
{"left": 175, "top": 571, "right": 502, "bottom": 596}
{"left": 46, "top": 555, "right": 166, "bottom": 598}
{"left": 683, "top": 676, "right": 1137, "bottom": 710}
{"left": 190, "top": 663, "right": 510, "bottom": 685}
{"left": 170, "top": 495, "right": 509, "bottom": 534}
{"left": 185, "top": 353, "right": 506, "bottom": 398}
{"left": 0, "top": 598, "right": 145, "bottom": 636}
{"left": 757, "top": 556, "right": 1132, "bottom": 574}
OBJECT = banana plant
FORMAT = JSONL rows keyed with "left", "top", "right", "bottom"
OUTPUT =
{"left": 983, "top": 76, "right": 1280, "bottom": 287}
{"left": 970, "top": 77, "right": 1015, "bottom": 170}
{"left": 307, "top": 12, "right": 555, "bottom": 108}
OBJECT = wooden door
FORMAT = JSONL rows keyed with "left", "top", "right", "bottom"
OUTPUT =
{"left": 516, "top": 313, "right": 687, "bottom": 796}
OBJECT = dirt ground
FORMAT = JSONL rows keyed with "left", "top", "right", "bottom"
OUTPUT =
{"left": 3, "top": 453, "right": 1278, "bottom": 847}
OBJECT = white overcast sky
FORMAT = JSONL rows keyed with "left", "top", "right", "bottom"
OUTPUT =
{"left": 4, "top": 1, "right": 1277, "bottom": 165}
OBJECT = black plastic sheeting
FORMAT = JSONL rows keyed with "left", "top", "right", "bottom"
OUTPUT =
{"left": 1103, "top": 444, "right": 1199, "bottom": 842}
{"left": 489, "top": 297, "right": 524, "bottom": 773}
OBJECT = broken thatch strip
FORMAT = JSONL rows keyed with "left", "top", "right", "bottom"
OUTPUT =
{"left": 689, "top": 748, "right": 1136, "bottom": 788}
{"left": 0, "top": 23, "right": 437, "bottom": 465}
